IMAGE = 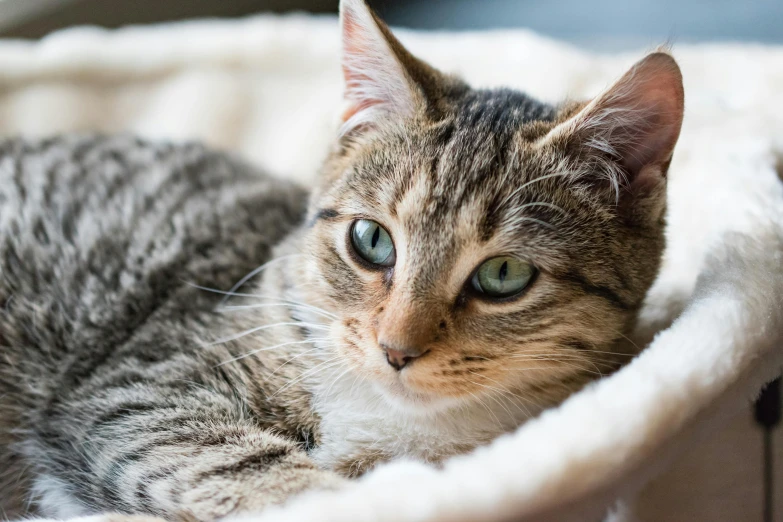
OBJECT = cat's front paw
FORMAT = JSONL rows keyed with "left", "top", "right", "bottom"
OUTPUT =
{"left": 181, "top": 466, "right": 345, "bottom": 521}
{"left": 99, "top": 516, "right": 169, "bottom": 522}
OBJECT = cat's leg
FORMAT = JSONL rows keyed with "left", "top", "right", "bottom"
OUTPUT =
{"left": 23, "top": 516, "right": 169, "bottom": 522}
{"left": 30, "top": 386, "right": 343, "bottom": 522}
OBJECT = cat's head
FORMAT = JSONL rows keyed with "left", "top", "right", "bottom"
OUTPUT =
{"left": 304, "top": 0, "right": 683, "bottom": 412}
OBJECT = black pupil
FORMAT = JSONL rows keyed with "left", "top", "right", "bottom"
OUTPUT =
{"left": 371, "top": 226, "right": 380, "bottom": 248}
{"left": 498, "top": 261, "right": 508, "bottom": 282}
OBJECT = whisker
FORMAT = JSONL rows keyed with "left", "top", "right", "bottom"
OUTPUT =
{"left": 606, "top": 330, "right": 642, "bottom": 352}
{"left": 185, "top": 281, "right": 270, "bottom": 297}
{"left": 466, "top": 380, "right": 517, "bottom": 420}
{"left": 501, "top": 363, "right": 578, "bottom": 372}
{"left": 221, "top": 254, "right": 304, "bottom": 304}
{"left": 501, "top": 172, "right": 569, "bottom": 208}
{"left": 465, "top": 390, "right": 504, "bottom": 431}
{"left": 269, "top": 346, "right": 334, "bottom": 376}
{"left": 216, "top": 338, "right": 332, "bottom": 367}
{"left": 210, "top": 322, "right": 328, "bottom": 346}
{"left": 508, "top": 349, "right": 630, "bottom": 361}
{"left": 503, "top": 215, "right": 557, "bottom": 231}
{"left": 462, "top": 355, "right": 493, "bottom": 362}
{"left": 580, "top": 349, "right": 636, "bottom": 357}
{"left": 271, "top": 357, "right": 345, "bottom": 398}
{"left": 322, "top": 366, "right": 354, "bottom": 398}
{"left": 218, "top": 302, "right": 336, "bottom": 320}
{"left": 346, "top": 371, "right": 365, "bottom": 399}
{"left": 187, "top": 281, "right": 325, "bottom": 305}
{"left": 468, "top": 371, "right": 535, "bottom": 415}
{"left": 186, "top": 281, "right": 338, "bottom": 319}
{"left": 507, "top": 354, "right": 594, "bottom": 361}
{"left": 510, "top": 359, "right": 606, "bottom": 377}
{"left": 507, "top": 352, "right": 618, "bottom": 375}
{"left": 517, "top": 201, "right": 567, "bottom": 215}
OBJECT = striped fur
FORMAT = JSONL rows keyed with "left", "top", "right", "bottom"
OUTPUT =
{"left": 303, "top": 0, "right": 682, "bottom": 474}
{"left": 0, "top": 136, "right": 341, "bottom": 520}
{"left": 0, "top": 1, "right": 683, "bottom": 520}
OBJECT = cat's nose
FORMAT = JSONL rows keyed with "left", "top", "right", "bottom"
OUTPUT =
{"left": 382, "top": 344, "right": 427, "bottom": 371}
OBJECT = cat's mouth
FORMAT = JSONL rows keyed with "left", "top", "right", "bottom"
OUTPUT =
{"left": 373, "top": 375, "right": 463, "bottom": 413}
{"left": 366, "top": 350, "right": 470, "bottom": 413}
{"left": 332, "top": 321, "right": 466, "bottom": 412}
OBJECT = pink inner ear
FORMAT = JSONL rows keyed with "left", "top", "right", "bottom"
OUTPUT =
{"left": 579, "top": 53, "right": 684, "bottom": 184}
{"left": 338, "top": 0, "right": 417, "bottom": 133}
{"left": 341, "top": 9, "right": 380, "bottom": 122}
{"left": 618, "top": 81, "right": 683, "bottom": 177}
{"left": 342, "top": 9, "right": 383, "bottom": 122}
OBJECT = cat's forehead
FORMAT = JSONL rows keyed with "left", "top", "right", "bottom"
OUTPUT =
{"left": 450, "top": 89, "right": 557, "bottom": 133}
{"left": 345, "top": 89, "right": 561, "bottom": 224}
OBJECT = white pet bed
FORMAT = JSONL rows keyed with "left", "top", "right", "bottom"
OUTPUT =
{"left": 2, "top": 14, "right": 782, "bottom": 522}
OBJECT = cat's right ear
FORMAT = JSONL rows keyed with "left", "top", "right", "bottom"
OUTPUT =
{"left": 339, "top": 0, "right": 431, "bottom": 136}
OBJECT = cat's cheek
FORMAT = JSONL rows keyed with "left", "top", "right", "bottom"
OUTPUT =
{"left": 329, "top": 316, "right": 381, "bottom": 375}
{"left": 394, "top": 358, "right": 449, "bottom": 395}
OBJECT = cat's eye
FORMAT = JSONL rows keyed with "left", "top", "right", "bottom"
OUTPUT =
{"left": 471, "top": 256, "right": 535, "bottom": 298}
{"left": 350, "top": 219, "right": 396, "bottom": 267}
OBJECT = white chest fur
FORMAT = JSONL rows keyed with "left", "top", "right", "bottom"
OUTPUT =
{"left": 309, "top": 368, "right": 531, "bottom": 471}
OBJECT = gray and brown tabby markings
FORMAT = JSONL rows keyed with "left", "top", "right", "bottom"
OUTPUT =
{"left": 0, "top": 136, "right": 341, "bottom": 520}
{"left": 0, "top": 0, "right": 684, "bottom": 520}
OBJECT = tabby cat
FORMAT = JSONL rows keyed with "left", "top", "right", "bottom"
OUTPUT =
{"left": 0, "top": 0, "right": 684, "bottom": 520}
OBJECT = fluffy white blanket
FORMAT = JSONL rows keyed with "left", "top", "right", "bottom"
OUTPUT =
{"left": 3, "top": 14, "right": 782, "bottom": 522}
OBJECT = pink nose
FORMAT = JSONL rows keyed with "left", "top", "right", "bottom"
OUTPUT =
{"left": 382, "top": 346, "right": 427, "bottom": 371}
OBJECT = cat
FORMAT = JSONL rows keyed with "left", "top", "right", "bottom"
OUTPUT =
{"left": 0, "top": 0, "right": 684, "bottom": 520}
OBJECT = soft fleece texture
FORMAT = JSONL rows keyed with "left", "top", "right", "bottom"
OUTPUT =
{"left": 2, "top": 14, "right": 782, "bottom": 522}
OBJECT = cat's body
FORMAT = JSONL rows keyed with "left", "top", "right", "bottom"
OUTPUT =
{"left": 0, "top": 130, "right": 544, "bottom": 519}
{"left": 0, "top": 1, "right": 685, "bottom": 520}
{"left": 0, "top": 136, "right": 335, "bottom": 519}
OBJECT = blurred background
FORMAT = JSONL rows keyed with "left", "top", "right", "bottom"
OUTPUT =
{"left": 1, "top": 0, "right": 781, "bottom": 51}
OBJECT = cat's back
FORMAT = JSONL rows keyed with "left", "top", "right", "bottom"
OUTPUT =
{"left": 0, "top": 135, "right": 307, "bottom": 514}
{"left": 0, "top": 133, "right": 307, "bottom": 375}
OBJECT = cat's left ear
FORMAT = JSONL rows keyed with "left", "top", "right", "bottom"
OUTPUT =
{"left": 339, "top": 0, "right": 448, "bottom": 136}
{"left": 543, "top": 52, "right": 684, "bottom": 202}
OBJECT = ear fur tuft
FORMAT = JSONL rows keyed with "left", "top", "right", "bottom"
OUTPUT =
{"left": 545, "top": 52, "right": 685, "bottom": 200}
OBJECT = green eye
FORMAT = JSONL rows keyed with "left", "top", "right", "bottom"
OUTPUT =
{"left": 350, "top": 219, "right": 396, "bottom": 267}
{"left": 472, "top": 256, "right": 535, "bottom": 298}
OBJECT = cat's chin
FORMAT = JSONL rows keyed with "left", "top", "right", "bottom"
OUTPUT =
{"left": 372, "top": 379, "right": 463, "bottom": 416}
